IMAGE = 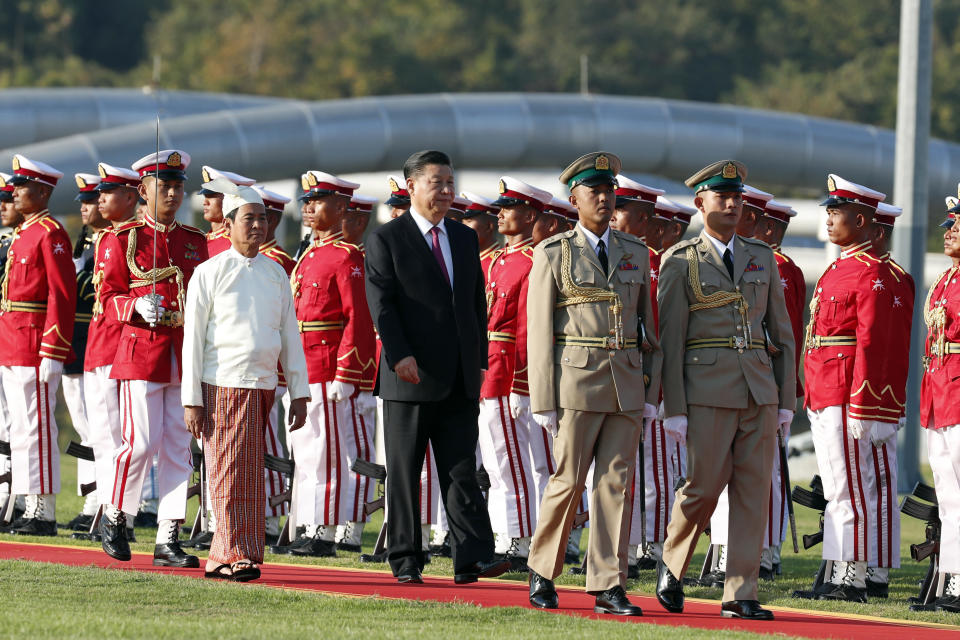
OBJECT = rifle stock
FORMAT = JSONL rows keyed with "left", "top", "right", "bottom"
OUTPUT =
{"left": 363, "top": 496, "right": 385, "bottom": 517}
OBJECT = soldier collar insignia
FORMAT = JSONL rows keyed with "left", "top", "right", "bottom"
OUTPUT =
{"left": 75, "top": 175, "right": 87, "bottom": 188}
{"left": 595, "top": 155, "right": 610, "bottom": 171}
{"left": 722, "top": 162, "right": 737, "bottom": 179}
{"left": 167, "top": 152, "right": 182, "bottom": 167}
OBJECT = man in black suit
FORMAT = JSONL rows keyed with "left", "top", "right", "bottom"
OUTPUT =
{"left": 365, "top": 150, "right": 508, "bottom": 585}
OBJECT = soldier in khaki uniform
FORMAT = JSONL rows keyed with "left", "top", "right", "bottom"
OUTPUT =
{"left": 525, "top": 152, "right": 661, "bottom": 616}
{"left": 654, "top": 160, "right": 795, "bottom": 621}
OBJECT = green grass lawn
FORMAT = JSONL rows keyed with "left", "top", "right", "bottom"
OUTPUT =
{"left": 3, "top": 453, "right": 958, "bottom": 637}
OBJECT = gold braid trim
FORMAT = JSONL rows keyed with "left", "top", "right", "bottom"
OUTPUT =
{"left": 684, "top": 246, "right": 751, "bottom": 343}
{"left": 125, "top": 228, "right": 186, "bottom": 318}
{"left": 555, "top": 238, "right": 623, "bottom": 348}
{"left": 924, "top": 266, "right": 957, "bottom": 363}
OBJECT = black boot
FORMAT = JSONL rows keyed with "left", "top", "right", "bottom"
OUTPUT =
{"left": 100, "top": 511, "right": 131, "bottom": 561}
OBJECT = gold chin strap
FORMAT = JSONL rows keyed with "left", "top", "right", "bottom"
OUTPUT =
{"left": 556, "top": 238, "right": 624, "bottom": 349}
{"left": 126, "top": 228, "right": 185, "bottom": 325}
{"left": 685, "top": 245, "right": 751, "bottom": 345}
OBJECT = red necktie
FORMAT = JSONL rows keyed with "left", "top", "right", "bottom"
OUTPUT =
{"left": 430, "top": 226, "right": 451, "bottom": 286}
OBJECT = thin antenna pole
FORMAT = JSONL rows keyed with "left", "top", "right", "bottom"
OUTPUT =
{"left": 150, "top": 114, "right": 159, "bottom": 326}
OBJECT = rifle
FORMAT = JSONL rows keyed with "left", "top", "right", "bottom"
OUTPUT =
{"left": 777, "top": 429, "right": 799, "bottom": 553}
{"left": 900, "top": 489, "right": 941, "bottom": 605}
{"left": 791, "top": 476, "right": 827, "bottom": 550}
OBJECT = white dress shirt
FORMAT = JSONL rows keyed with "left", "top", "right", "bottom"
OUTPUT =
{"left": 704, "top": 231, "right": 735, "bottom": 260}
{"left": 182, "top": 247, "right": 309, "bottom": 407}
{"left": 577, "top": 223, "right": 611, "bottom": 258}
{"left": 410, "top": 207, "right": 454, "bottom": 287}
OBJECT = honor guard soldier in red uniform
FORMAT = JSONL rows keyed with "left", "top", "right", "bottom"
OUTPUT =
{"left": 610, "top": 176, "right": 664, "bottom": 243}
{"left": 97, "top": 149, "right": 208, "bottom": 567}
{"left": 662, "top": 200, "right": 694, "bottom": 250}
{"left": 796, "top": 175, "right": 912, "bottom": 603}
{"left": 200, "top": 166, "right": 256, "bottom": 257}
{"left": 84, "top": 163, "right": 141, "bottom": 538}
{"left": 460, "top": 192, "right": 501, "bottom": 275}
{"left": 445, "top": 195, "right": 470, "bottom": 224}
{"left": 0, "top": 155, "right": 74, "bottom": 536}
{"left": 62, "top": 173, "right": 101, "bottom": 530}
{"left": 385, "top": 174, "right": 411, "bottom": 219}
{"left": 287, "top": 171, "right": 376, "bottom": 557}
{"left": 753, "top": 198, "right": 804, "bottom": 577}
{"left": 477, "top": 176, "right": 552, "bottom": 571}
{"left": 914, "top": 207, "right": 960, "bottom": 612}
{"left": 254, "top": 185, "right": 296, "bottom": 275}
{"left": 0, "top": 174, "right": 15, "bottom": 516}
{"left": 736, "top": 185, "right": 774, "bottom": 238}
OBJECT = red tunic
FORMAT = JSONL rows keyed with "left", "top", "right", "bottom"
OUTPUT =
{"left": 479, "top": 244, "right": 501, "bottom": 286}
{"left": 0, "top": 210, "right": 76, "bottom": 366}
{"left": 207, "top": 228, "right": 231, "bottom": 258}
{"left": 98, "top": 216, "right": 208, "bottom": 383}
{"left": 481, "top": 239, "right": 533, "bottom": 398}
{"left": 921, "top": 264, "right": 960, "bottom": 429}
{"left": 260, "top": 239, "right": 296, "bottom": 276}
{"left": 84, "top": 229, "right": 125, "bottom": 371}
{"left": 291, "top": 231, "right": 375, "bottom": 386}
{"left": 774, "top": 248, "right": 807, "bottom": 398}
{"left": 803, "top": 241, "right": 912, "bottom": 423}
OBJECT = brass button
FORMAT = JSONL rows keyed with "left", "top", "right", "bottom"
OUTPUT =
{"left": 321, "top": 339, "right": 327, "bottom": 345}
{"left": 693, "top": 356, "right": 699, "bottom": 362}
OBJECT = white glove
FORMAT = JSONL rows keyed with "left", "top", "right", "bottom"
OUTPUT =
{"left": 532, "top": 410, "right": 558, "bottom": 438}
{"left": 778, "top": 409, "right": 794, "bottom": 437}
{"left": 871, "top": 421, "right": 898, "bottom": 445}
{"left": 38, "top": 358, "right": 63, "bottom": 383}
{"left": 898, "top": 416, "right": 907, "bottom": 431}
{"left": 327, "top": 380, "right": 356, "bottom": 403}
{"left": 134, "top": 295, "right": 164, "bottom": 324}
{"left": 643, "top": 403, "right": 657, "bottom": 419}
{"left": 509, "top": 393, "right": 530, "bottom": 420}
{"left": 663, "top": 415, "right": 687, "bottom": 447}
{"left": 847, "top": 418, "right": 873, "bottom": 441}
{"left": 357, "top": 391, "right": 377, "bottom": 424}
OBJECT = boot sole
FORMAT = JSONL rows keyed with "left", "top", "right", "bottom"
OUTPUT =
{"left": 594, "top": 606, "right": 642, "bottom": 616}
{"left": 153, "top": 558, "right": 200, "bottom": 568}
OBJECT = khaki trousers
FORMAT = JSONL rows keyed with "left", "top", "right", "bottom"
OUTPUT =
{"left": 662, "top": 399, "right": 777, "bottom": 601}
{"left": 527, "top": 408, "right": 642, "bottom": 592}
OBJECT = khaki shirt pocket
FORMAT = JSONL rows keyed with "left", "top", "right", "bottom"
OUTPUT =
{"left": 684, "top": 349, "right": 717, "bottom": 366}
{"left": 555, "top": 345, "right": 589, "bottom": 369}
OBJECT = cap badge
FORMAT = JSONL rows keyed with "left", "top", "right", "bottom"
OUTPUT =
{"left": 722, "top": 162, "right": 737, "bottom": 179}
{"left": 75, "top": 176, "right": 87, "bottom": 189}
{"left": 300, "top": 176, "right": 309, "bottom": 191}
{"left": 827, "top": 176, "right": 837, "bottom": 192}
{"left": 167, "top": 152, "right": 181, "bottom": 168}
{"left": 498, "top": 179, "right": 506, "bottom": 194}
{"left": 595, "top": 155, "right": 610, "bottom": 171}
{"left": 0, "top": 176, "right": 6, "bottom": 188}
{"left": 11, "top": 157, "right": 20, "bottom": 171}
{"left": 389, "top": 177, "right": 400, "bottom": 192}
{"left": 950, "top": 197, "right": 959, "bottom": 210}
{"left": 98, "top": 164, "right": 108, "bottom": 179}
{"left": 201, "top": 167, "right": 211, "bottom": 182}
{"left": 307, "top": 173, "right": 318, "bottom": 187}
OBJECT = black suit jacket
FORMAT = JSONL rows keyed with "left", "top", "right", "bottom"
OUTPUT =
{"left": 365, "top": 211, "right": 487, "bottom": 402}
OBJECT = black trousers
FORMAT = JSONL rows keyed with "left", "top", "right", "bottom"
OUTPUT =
{"left": 382, "top": 380, "right": 494, "bottom": 575}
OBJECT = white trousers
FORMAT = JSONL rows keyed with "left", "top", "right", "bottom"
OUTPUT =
{"left": 630, "top": 420, "right": 680, "bottom": 546}
{"left": 84, "top": 366, "right": 122, "bottom": 505}
{"left": 111, "top": 377, "right": 192, "bottom": 520}
{"left": 928, "top": 424, "right": 960, "bottom": 573}
{"left": 478, "top": 397, "right": 537, "bottom": 538}
{"left": 0, "top": 372, "right": 10, "bottom": 498}
{"left": 265, "top": 386, "right": 288, "bottom": 517}
{"left": 809, "top": 405, "right": 899, "bottom": 567}
{"left": 710, "top": 432, "right": 789, "bottom": 549}
{"left": 0, "top": 365, "right": 60, "bottom": 495}
{"left": 344, "top": 393, "right": 375, "bottom": 522}
{"left": 290, "top": 382, "right": 360, "bottom": 526}
{"left": 62, "top": 373, "right": 95, "bottom": 495}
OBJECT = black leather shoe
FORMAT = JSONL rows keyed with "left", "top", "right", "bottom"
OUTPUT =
{"left": 184, "top": 530, "right": 213, "bottom": 550}
{"left": 564, "top": 549, "right": 580, "bottom": 564}
{"left": 635, "top": 555, "right": 657, "bottom": 571}
{"left": 358, "top": 551, "right": 387, "bottom": 563}
{"left": 656, "top": 559, "right": 684, "bottom": 613}
{"left": 594, "top": 585, "right": 642, "bottom": 616}
{"left": 337, "top": 542, "right": 362, "bottom": 553}
{"left": 65, "top": 513, "right": 94, "bottom": 531}
{"left": 289, "top": 536, "right": 337, "bottom": 557}
{"left": 817, "top": 583, "right": 867, "bottom": 603}
{"left": 153, "top": 541, "right": 200, "bottom": 567}
{"left": 934, "top": 595, "right": 960, "bottom": 613}
{"left": 866, "top": 579, "right": 889, "bottom": 599}
{"left": 454, "top": 558, "right": 511, "bottom": 584}
{"left": 701, "top": 569, "right": 726, "bottom": 588}
{"left": 529, "top": 570, "right": 558, "bottom": 609}
{"left": 759, "top": 566, "right": 775, "bottom": 581}
{"left": 721, "top": 600, "right": 774, "bottom": 620}
{"left": 0, "top": 515, "right": 28, "bottom": 533}
{"left": 100, "top": 516, "right": 131, "bottom": 561}
{"left": 12, "top": 518, "right": 57, "bottom": 536}
{"left": 397, "top": 566, "right": 423, "bottom": 584}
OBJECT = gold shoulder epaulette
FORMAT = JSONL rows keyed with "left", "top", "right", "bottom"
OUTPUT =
{"left": 114, "top": 219, "right": 144, "bottom": 233}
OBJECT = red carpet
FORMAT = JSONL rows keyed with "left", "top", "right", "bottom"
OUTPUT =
{"left": 2, "top": 540, "right": 957, "bottom": 639}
